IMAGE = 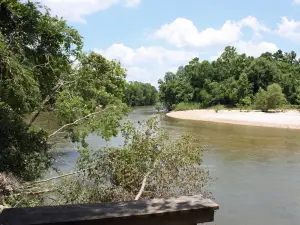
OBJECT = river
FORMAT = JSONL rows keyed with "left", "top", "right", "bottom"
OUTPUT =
{"left": 47, "top": 106, "right": 300, "bottom": 225}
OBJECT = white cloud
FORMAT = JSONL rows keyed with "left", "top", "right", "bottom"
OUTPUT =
{"left": 125, "top": 0, "right": 141, "bottom": 7}
{"left": 153, "top": 17, "right": 270, "bottom": 48}
{"left": 154, "top": 18, "right": 241, "bottom": 48}
{"left": 239, "top": 16, "right": 270, "bottom": 38}
{"left": 276, "top": 17, "right": 300, "bottom": 41}
{"left": 235, "top": 41, "right": 278, "bottom": 57}
{"left": 293, "top": 0, "right": 300, "bottom": 4}
{"left": 38, "top": 0, "right": 141, "bottom": 22}
{"left": 95, "top": 44, "right": 198, "bottom": 85}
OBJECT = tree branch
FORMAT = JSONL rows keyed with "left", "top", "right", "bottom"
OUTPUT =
{"left": 29, "top": 166, "right": 94, "bottom": 185}
{"left": 135, "top": 160, "right": 158, "bottom": 200}
{"left": 28, "top": 80, "right": 65, "bottom": 125}
{"left": 48, "top": 111, "right": 102, "bottom": 138}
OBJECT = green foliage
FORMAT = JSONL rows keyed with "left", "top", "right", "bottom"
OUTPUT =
{"left": 158, "top": 71, "right": 193, "bottom": 110}
{"left": 124, "top": 81, "right": 157, "bottom": 106}
{"left": 254, "top": 84, "right": 287, "bottom": 112}
{"left": 154, "top": 102, "right": 164, "bottom": 112}
{"left": 55, "top": 52, "right": 129, "bottom": 142}
{"left": 0, "top": 0, "right": 82, "bottom": 113}
{"left": 159, "top": 47, "right": 300, "bottom": 110}
{"left": 213, "top": 104, "right": 224, "bottom": 113}
{"left": 245, "top": 57, "right": 280, "bottom": 93}
{"left": 174, "top": 102, "right": 201, "bottom": 111}
{"left": 0, "top": 103, "right": 51, "bottom": 181}
{"left": 0, "top": 0, "right": 128, "bottom": 182}
{"left": 54, "top": 117, "right": 211, "bottom": 204}
{"left": 237, "top": 96, "right": 252, "bottom": 111}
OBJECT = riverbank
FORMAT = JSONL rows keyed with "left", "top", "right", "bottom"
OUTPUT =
{"left": 167, "top": 110, "right": 300, "bottom": 129}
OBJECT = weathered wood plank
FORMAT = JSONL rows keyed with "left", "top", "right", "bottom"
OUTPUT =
{"left": 0, "top": 195, "right": 219, "bottom": 225}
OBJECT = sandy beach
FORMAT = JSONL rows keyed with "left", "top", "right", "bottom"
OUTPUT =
{"left": 166, "top": 110, "right": 300, "bottom": 129}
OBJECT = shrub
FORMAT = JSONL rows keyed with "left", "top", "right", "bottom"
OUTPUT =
{"left": 174, "top": 102, "right": 201, "bottom": 111}
{"left": 254, "top": 83, "right": 287, "bottom": 112}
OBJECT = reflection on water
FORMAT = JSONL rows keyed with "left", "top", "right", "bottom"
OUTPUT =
{"left": 45, "top": 107, "right": 300, "bottom": 225}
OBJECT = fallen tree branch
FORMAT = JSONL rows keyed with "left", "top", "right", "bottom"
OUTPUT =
{"left": 48, "top": 111, "right": 102, "bottom": 138}
{"left": 135, "top": 160, "right": 158, "bottom": 200}
{"left": 11, "top": 188, "right": 58, "bottom": 200}
{"left": 28, "top": 164, "right": 96, "bottom": 185}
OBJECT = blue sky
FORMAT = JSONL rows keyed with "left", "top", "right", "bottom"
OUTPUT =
{"left": 39, "top": 0, "right": 300, "bottom": 85}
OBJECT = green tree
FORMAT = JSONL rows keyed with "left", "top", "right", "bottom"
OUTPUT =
{"left": 158, "top": 71, "right": 192, "bottom": 110}
{"left": 124, "top": 82, "right": 157, "bottom": 106}
{"left": 237, "top": 73, "right": 252, "bottom": 108}
{"left": 53, "top": 117, "right": 211, "bottom": 204}
{"left": 245, "top": 57, "right": 280, "bottom": 93}
{"left": 158, "top": 46, "right": 300, "bottom": 110}
{"left": 0, "top": 0, "right": 128, "bottom": 181}
{"left": 0, "top": 103, "right": 51, "bottom": 181}
{"left": 254, "top": 83, "right": 287, "bottom": 111}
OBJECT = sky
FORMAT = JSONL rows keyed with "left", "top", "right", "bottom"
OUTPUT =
{"left": 38, "top": 0, "right": 300, "bottom": 86}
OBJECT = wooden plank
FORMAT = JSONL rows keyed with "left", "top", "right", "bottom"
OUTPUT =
{"left": 0, "top": 195, "right": 219, "bottom": 225}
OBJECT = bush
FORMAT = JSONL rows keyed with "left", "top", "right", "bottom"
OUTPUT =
{"left": 54, "top": 117, "right": 211, "bottom": 204}
{"left": 155, "top": 102, "right": 164, "bottom": 112}
{"left": 254, "top": 83, "right": 287, "bottom": 112}
{"left": 211, "top": 104, "right": 225, "bottom": 113}
{"left": 236, "top": 96, "right": 252, "bottom": 111}
{"left": 174, "top": 102, "right": 201, "bottom": 111}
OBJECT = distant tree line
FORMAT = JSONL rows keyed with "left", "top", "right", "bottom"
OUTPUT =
{"left": 124, "top": 81, "right": 158, "bottom": 106}
{"left": 159, "top": 46, "right": 299, "bottom": 111}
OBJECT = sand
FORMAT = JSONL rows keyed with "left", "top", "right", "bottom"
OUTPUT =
{"left": 166, "top": 110, "right": 300, "bottom": 129}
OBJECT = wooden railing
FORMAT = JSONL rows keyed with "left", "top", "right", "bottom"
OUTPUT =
{"left": 0, "top": 195, "right": 219, "bottom": 225}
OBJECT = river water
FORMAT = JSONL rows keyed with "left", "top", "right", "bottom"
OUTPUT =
{"left": 47, "top": 106, "right": 300, "bottom": 225}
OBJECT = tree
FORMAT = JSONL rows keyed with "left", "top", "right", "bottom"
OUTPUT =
{"left": 237, "top": 73, "right": 252, "bottom": 109}
{"left": 0, "top": 0, "right": 128, "bottom": 182}
{"left": 254, "top": 83, "right": 287, "bottom": 112}
{"left": 52, "top": 117, "right": 211, "bottom": 204}
{"left": 158, "top": 46, "right": 300, "bottom": 110}
{"left": 124, "top": 82, "right": 157, "bottom": 106}
{"left": 245, "top": 57, "right": 280, "bottom": 93}
{"left": 0, "top": 103, "right": 51, "bottom": 181}
{"left": 158, "top": 71, "right": 193, "bottom": 110}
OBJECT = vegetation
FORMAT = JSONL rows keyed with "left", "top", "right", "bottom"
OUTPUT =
{"left": 124, "top": 81, "right": 158, "bottom": 106}
{"left": 254, "top": 84, "right": 287, "bottom": 112}
{"left": 173, "top": 102, "right": 201, "bottom": 111}
{"left": 159, "top": 46, "right": 300, "bottom": 111}
{"left": 0, "top": 0, "right": 127, "bottom": 187}
{"left": 52, "top": 118, "right": 211, "bottom": 204}
{"left": 0, "top": 0, "right": 209, "bottom": 209}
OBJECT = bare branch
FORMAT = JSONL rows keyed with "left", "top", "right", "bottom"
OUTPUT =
{"left": 48, "top": 111, "right": 102, "bottom": 138}
{"left": 135, "top": 160, "right": 158, "bottom": 200}
{"left": 29, "top": 165, "right": 95, "bottom": 185}
{"left": 11, "top": 188, "right": 58, "bottom": 199}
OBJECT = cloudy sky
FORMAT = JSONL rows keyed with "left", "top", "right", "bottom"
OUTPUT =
{"left": 38, "top": 0, "right": 300, "bottom": 85}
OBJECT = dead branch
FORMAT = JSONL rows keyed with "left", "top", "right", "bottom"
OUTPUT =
{"left": 29, "top": 165, "right": 95, "bottom": 185}
{"left": 135, "top": 160, "right": 158, "bottom": 200}
{"left": 48, "top": 111, "right": 102, "bottom": 138}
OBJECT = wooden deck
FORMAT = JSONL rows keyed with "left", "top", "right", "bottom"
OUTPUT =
{"left": 0, "top": 195, "right": 219, "bottom": 225}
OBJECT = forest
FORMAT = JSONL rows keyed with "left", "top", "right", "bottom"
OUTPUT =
{"left": 159, "top": 46, "right": 300, "bottom": 111}
{"left": 124, "top": 81, "right": 157, "bottom": 107}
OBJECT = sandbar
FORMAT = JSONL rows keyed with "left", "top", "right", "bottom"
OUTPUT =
{"left": 166, "top": 110, "right": 300, "bottom": 129}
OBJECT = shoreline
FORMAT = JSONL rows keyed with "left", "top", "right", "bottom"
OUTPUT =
{"left": 166, "top": 110, "right": 300, "bottom": 130}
